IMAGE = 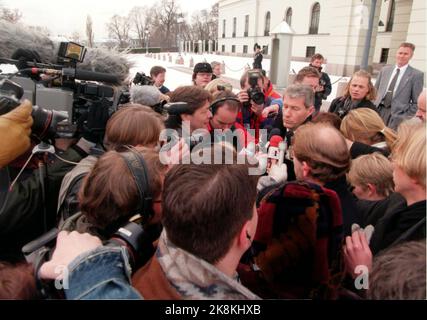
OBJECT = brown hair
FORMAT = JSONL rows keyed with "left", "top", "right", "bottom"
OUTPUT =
{"left": 310, "top": 53, "right": 324, "bottom": 62}
{"left": 392, "top": 121, "right": 426, "bottom": 188}
{"left": 347, "top": 153, "right": 394, "bottom": 197}
{"left": 162, "top": 146, "right": 258, "bottom": 264}
{"left": 295, "top": 66, "right": 321, "bottom": 83}
{"left": 169, "top": 86, "right": 212, "bottom": 113}
{"left": 293, "top": 122, "right": 351, "bottom": 183}
{"left": 104, "top": 105, "right": 164, "bottom": 150}
{"left": 368, "top": 240, "right": 426, "bottom": 300}
{"left": 80, "top": 148, "right": 167, "bottom": 232}
{"left": 211, "top": 90, "right": 241, "bottom": 113}
{"left": 399, "top": 42, "right": 415, "bottom": 52}
{"left": 0, "top": 262, "right": 38, "bottom": 299}
{"left": 150, "top": 66, "right": 166, "bottom": 78}
{"left": 340, "top": 108, "right": 397, "bottom": 150}
{"left": 312, "top": 112, "right": 342, "bottom": 130}
{"left": 342, "top": 70, "right": 377, "bottom": 101}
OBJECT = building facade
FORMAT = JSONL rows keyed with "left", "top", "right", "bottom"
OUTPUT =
{"left": 215, "top": 0, "right": 426, "bottom": 76}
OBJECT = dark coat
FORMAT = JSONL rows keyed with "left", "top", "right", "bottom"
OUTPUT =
{"left": 324, "top": 176, "right": 362, "bottom": 236}
{"left": 314, "top": 72, "right": 332, "bottom": 111}
{"left": 369, "top": 200, "right": 426, "bottom": 255}
{"left": 0, "top": 145, "right": 86, "bottom": 261}
{"left": 253, "top": 52, "right": 263, "bottom": 69}
{"left": 328, "top": 97, "right": 377, "bottom": 119}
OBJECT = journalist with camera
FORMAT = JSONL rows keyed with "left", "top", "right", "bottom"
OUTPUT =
{"left": 0, "top": 42, "right": 127, "bottom": 261}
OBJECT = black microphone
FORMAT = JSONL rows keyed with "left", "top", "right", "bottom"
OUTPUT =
{"left": 20, "top": 67, "right": 120, "bottom": 85}
{"left": 73, "top": 69, "right": 120, "bottom": 84}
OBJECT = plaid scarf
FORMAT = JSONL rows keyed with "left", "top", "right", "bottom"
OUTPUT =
{"left": 240, "top": 181, "right": 344, "bottom": 299}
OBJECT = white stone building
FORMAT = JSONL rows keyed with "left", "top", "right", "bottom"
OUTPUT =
{"left": 213, "top": 0, "right": 426, "bottom": 76}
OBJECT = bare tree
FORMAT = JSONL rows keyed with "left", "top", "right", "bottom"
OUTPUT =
{"left": 86, "top": 15, "right": 94, "bottom": 48}
{"left": 129, "top": 6, "right": 150, "bottom": 48}
{"left": 106, "top": 14, "right": 130, "bottom": 48}
{"left": 154, "top": 0, "right": 181, "bottom": 48}
{"left": 1, "top": 7, "right": 22, "bottom": 23}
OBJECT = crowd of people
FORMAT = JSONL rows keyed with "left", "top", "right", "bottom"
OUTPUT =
{"left": 0, "top": 41, "right": 425, "bottom": 300}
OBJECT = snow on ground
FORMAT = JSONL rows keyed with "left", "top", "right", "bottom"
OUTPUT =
{"left": 126, "top": 52, "right": 351, "bottom": 104}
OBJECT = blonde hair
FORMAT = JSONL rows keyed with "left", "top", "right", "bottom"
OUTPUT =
{"left": 340, "top": 108, "right": 397, "bottom": 150}
{"left": 342, "top": 70, "right": 377, "bottom": 101}
{"left": 347, "top": 153, "right": 394, "bottom": 197}
{"left": 392, "top": 122, "right": 426, "bottom": 188}
{"left": 204, "top": 78, "right": 233, "bottom": 94}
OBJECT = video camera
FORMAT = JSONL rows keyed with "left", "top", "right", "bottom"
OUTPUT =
{"left": 0, "top": 42, "right": 121, "bottom": 142}
{"left": 246, "top": 70, "right": 265, "bottom": 106}
{"left": 132, "top": 72, "right": 154, "bottom": 86}
{"left": 21, "top": 214, "right": 160, "bottom": 299}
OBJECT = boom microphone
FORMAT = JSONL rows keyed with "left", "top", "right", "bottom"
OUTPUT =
{"left": 0, "top": 20, "right": 131, "bottom": 84}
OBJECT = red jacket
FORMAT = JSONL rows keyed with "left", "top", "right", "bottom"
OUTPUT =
{"left": 264, "top": 81, "right": 282, "bottom": 100}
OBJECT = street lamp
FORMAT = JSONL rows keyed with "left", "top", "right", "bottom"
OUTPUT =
{"left": 145, "top": 28, "right": 150, "bottom": 54}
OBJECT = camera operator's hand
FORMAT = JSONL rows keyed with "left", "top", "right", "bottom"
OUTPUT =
{"left": 250, "top": 101, "right": 264, "bottom": 117}
{"left": 237, "top": 90, "right": 250, "bottom": 104}
{"left": 0, "top": 99, "right": 33, "bottom": 168}
{"left": 39, "top": 231, "right": 102, "bottom": 280}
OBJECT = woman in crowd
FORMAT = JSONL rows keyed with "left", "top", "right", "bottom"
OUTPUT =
{"left": 340, "top": 108, "right": 397, "bottom": 156}
{"left": 57, "top": 105, "right": 164, "bottom": 222}
{"left": 328, "top": 70, "right": 377, "bottom": 119}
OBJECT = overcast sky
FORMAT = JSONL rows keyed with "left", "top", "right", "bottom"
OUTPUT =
{"left": 2, "top": 0, "right": 217, "bottom": 39}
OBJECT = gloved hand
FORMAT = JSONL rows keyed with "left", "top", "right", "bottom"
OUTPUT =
{"left": 0, "top": 99, "right": 33, "bottom": 167}
{"left": 268, "top": 162, "right": 288, "bottom": 183}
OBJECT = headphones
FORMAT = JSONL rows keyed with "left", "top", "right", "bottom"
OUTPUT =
{"left": 210, "top": 97, "right": 241, "bottom": 115}
{"left": 119, "top": 147, "right": 153, "bottom": 220}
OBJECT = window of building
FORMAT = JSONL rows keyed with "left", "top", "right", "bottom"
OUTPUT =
{"left": 232, "top": 17, "right": 237, "bottom": 38}
{"left": 262, "top": 45, "right": 268, "bottom": 55}
{"left": 306, "top": 46, "right": 316, "bottom": 58}
{"left": 264, "top": 11, "right": 271, "bottom": 36}
{"left": 244, "top": 15, "right": 249, "bottom": 37}
{"left": 222, "top": 45, "right": 225, "bottom": 53}
{"left": 380, "top": 48, "right": 389, "bottom": 63}
{"left": 386, "top": 0, "right": 395, "bottom": 32}
{"left": 285, "top": 7, "right": 292, "bottom": 26}
{"left": 222, "top": 19, "right": 226, "bottom": 38}
{"left": 243, "top": 45, "right": 248, "bottom": 54}
{"left": 309, "top": 3, "right": 320, "bottom": 34}
{"left": 231, "top": 45, "right": 236, "bottom": 53}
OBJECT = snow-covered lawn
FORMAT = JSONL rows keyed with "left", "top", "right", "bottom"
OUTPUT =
{"left": 126, "top": 52, "right": 351, "bottom": 103}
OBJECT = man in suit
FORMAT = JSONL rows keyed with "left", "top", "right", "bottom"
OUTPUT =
{"left": 375, "top": 42, "right": 424, "bottom": 130}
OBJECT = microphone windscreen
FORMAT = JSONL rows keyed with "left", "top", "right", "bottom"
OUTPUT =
{"left": 130, "top": 85, "right": 161, "bottom": 107}
{"left": 269, "top": 135, "right": 284, "bottom": 148}
{"left": 0, "top": 20, "right": 131, "bottom": 84}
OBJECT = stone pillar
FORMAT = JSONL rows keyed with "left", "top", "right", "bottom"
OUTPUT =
{"left": 269, "top": 21, "right": 294, "bottom": 88}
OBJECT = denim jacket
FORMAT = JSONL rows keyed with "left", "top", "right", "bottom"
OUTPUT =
{"left": 64, "top": 246, "right": 142, "bottom": 300}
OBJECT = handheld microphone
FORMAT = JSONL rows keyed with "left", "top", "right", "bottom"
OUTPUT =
{"left": 267, "top": 135, "right": 284, "bottom": 162}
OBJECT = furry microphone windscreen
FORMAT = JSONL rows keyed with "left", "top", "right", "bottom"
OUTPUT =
{"left": 130, "top": 85, "right": 162, "bottom": 107}
{"left": 0, "top": 20, "right": 132, "bottom": 84}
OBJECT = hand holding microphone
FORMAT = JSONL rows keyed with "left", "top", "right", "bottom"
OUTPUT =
{"left": 266, "top": 135, "right": 287, "bottom": 183}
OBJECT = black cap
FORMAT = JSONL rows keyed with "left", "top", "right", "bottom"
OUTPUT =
{"left": 193, "top": 62, "right": 212, "bottom": 74}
